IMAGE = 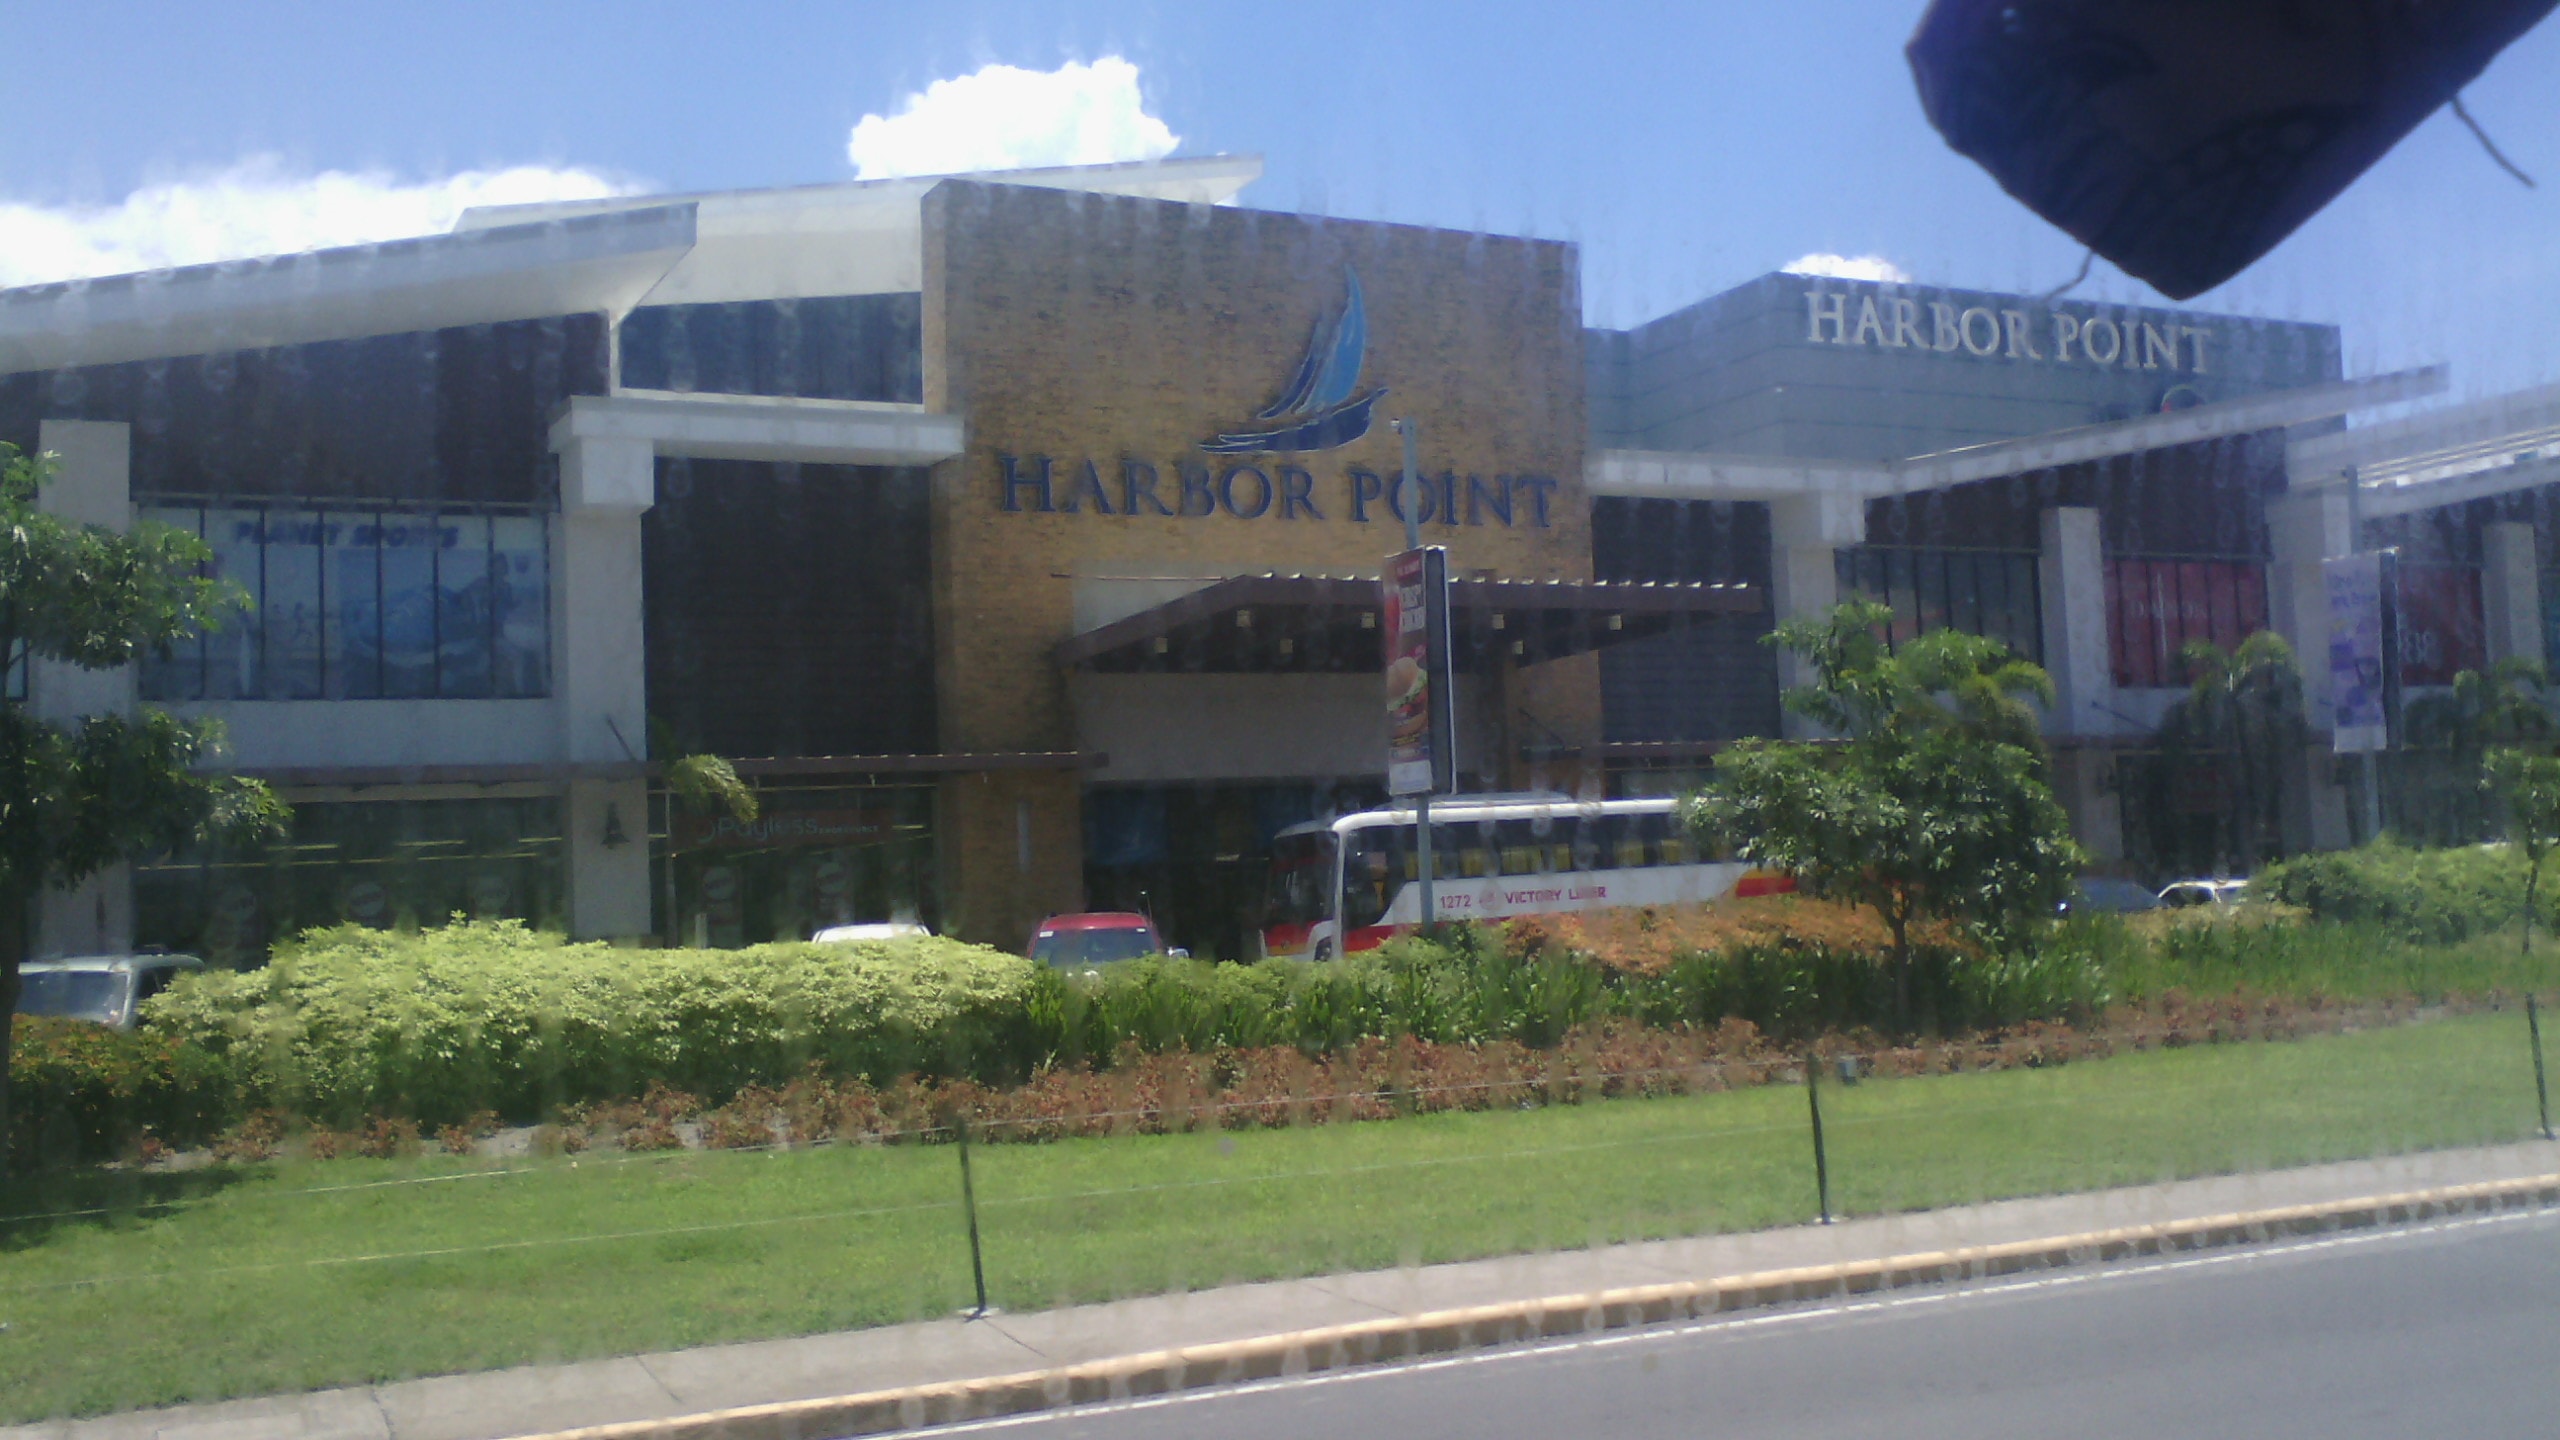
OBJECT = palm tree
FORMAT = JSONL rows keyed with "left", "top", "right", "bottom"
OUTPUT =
{"left": 2404, "top": 659, "right": 2554, "bottom": 840}
{"left": 2173, "top": 632, "right": 2306, "bottom": 875}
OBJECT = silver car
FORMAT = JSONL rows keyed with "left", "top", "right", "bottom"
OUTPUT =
{"left": 14, "top": 953, "right": 204, "bottom": 1030}
{"left": 2157, "top": 879, "right": 2251, "bottom": 909}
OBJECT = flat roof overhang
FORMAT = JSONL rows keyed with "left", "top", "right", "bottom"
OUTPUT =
{"left": 230, "top": 752, "right": 1098, "bottom": 789}
{"left": 2286, "top": 377, "right": 2560, "bottom": 521}
{"left": 1056, "top": 573, "right": 1765, "bottom": 674}
{"left": 1591, "top": 366, "right": 2449, "bottom": 504}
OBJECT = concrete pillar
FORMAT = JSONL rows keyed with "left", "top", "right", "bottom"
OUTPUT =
{"left": 936, "top": 770, "right": 1084, "bottom": 953}
{"left": 552, "top": 432, "right": 656, "bottom": 939}
{"left": 2266, "top": 490, "right": 2357, "bottom": 853}
{"left": 1766, "top": 492, "right": 1864, "bottom": 737}
{"left": 2036, "top": 508, "right": 2110, "bottom": 738}
{"left": 565, "top": 777, "right": 652, "bottom": 939}
{"left": 2034, "top": 507, "right": 2124, "bottom": 862}
{"left": 31, "top": 421, "right": 138, "bottom": 956}
{"left": 2482, "top": 521, "right": 2543, "bottom": 668}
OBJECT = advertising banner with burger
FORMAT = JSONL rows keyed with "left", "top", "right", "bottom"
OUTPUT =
{"left": 1383, "top": 547, "right": 1457, "bottom": 795}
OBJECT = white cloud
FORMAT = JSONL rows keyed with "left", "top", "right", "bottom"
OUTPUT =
{"left": 1781, "top": 252, "right": 1913, "bottom": 284}
{"left": 0, "top": 157, "right": 639, "bottom": 287}
{"left": 847, "top": 57, "right": 1179, "bottom": 180}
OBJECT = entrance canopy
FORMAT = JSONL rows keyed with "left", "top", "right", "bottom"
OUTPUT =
{"left": 1056, "top": 572, "right": 1763, "bottom": 674}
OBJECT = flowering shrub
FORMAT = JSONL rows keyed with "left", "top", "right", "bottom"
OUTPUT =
{"left": 7, "top": 1015, "right": 234, "bottom": 1164}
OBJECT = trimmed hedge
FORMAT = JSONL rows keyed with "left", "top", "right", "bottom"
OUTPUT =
{"left": 1032, "top": 904, "right": 2105, "bottom": 1063}
{"left": 147, "top": 921, "right": 1042, "bottom": 1127}
{"left": 8, "top": 901, "right": 2101, "bottom": 1162}
{"left": 2256, "top": 838, "right": 2544, "bottom": 944}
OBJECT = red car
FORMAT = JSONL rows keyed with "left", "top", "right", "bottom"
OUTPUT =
{"left": 1027, "top": 912, "right": 1182, "bottom": 967}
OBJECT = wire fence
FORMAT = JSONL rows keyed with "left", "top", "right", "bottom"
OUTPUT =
{"left": 10, "top": 999, "right": 2549, "bottom": 1301}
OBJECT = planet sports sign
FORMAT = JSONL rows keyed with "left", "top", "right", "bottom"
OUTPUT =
{"left": 1803, "top": 286, "right": 2219, "bottom": 373}
{"left": 996, "top": 454, "right": 1562, "bottom": 528}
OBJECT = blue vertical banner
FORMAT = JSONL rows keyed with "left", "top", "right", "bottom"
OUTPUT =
{"left": 1383, "top": 546, "right": 1456, "bottom": 795}
{"left": 2324, "top": 550, "right": 2395, "bottom": 753}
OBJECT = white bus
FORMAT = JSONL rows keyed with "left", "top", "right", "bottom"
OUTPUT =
{"left": 1259, "top": 793, "right": 1793, "bottom": 962}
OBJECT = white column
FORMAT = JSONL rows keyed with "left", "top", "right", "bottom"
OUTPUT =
{"left": 2035, "top": 506, "right": 2123, "bottom": 861}
{"left": 2266, "top": 489, "right": 2357, "bottom": 852}
{"left": 552, "top": 432, "right": 656, "bottom": 940}
{"left": 1766, "top": 492, "right": 1863, "bottom": 738}
{"left": 2036, "top": 507, "right": 2110, "bottom": 738}
{"left": 2482, "top": 521, "right": 2543, "bottom": 668}
{"left": 32, "top": 420, "right": 138, "bottom": 955}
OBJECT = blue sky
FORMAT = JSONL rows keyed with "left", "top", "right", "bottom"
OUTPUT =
{"left": 3, "top": 1, "right": 2555, "bottom": 395}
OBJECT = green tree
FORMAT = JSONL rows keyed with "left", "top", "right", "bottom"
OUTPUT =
{"left": 1687, "top": 601, "right": 2084, "bottom": 1028}
{"left": 0, "top": 443, "right": 286, "bottom": 1169}
{"left": 2484, "top": 745, "right": 2560, "bottom": 956}
{"left": 2405, "top": 659, "right": 2553, "bottom": 842}
{"left": 2169, "top": 632, "right": 2308, "bottom": 875}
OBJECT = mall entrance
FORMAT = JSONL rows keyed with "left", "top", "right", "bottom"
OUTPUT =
{"left": 653, "top": 783, "right": 938, "bottom": 946}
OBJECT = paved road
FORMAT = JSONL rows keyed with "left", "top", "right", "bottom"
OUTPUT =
{"left": 932, "top": 1210, "right": 2560, "bottom": 1440}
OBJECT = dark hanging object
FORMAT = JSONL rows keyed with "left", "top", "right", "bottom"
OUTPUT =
{"left": 1907, "top": 0, "right": 2557, "bottom": 299}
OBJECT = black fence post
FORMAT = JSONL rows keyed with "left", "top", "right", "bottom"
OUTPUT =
{"left": 1806, "top": 1053, "right": 1833, "bottom": 1226}
{"left": 956, "top": 1115, "right": 991, "bottom": 1316}
{"left": 2529, "top": 995, "right": 2554, "bottom": 1143}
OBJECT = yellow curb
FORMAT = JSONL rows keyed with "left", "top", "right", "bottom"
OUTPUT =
{"left": 511, "top": 1172, "right": 2560, "bottom": 1440}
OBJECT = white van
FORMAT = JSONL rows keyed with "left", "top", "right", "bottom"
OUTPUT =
{"left": 15, "top": 953, "right": 204, "bottom": 1030}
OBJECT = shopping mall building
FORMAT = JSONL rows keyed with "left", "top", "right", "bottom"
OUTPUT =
{"left": 4, "top": 155, "right": 2555, "bottom": 958}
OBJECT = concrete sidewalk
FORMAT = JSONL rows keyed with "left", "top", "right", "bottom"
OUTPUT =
{"left": 14, "top": 1139, "right": 2559, "bottom": 1440}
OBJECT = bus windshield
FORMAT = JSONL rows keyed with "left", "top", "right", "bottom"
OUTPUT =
{"left": 1264, "top": 831, "right": 1336, "bottom": 928}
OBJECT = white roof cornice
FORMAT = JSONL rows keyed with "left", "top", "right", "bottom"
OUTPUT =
{"left": 0, "top": 205, "right": 698, "bottom": 374}
{"left": 551, "top": 390, "right": 965, "bottom": 467}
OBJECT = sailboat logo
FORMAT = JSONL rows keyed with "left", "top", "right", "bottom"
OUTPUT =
{"left": 1202, "top": 270, "right": 1386, "bottom": 454}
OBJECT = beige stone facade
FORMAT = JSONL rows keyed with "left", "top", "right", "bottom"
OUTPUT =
{"left": 920, "top": 181, "right": 1597, "bottom": 946}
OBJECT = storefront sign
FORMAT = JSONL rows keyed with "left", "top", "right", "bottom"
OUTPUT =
{"left": 1804, "top": 284, "right": 2220, "bottom": 374}
{"left": 1383, "top": 547, "right": 1456, "bottom": 796}
{"left": 674, "top": 808, "right": 902, "bottom": 851}
{"left": 997, "top": 454, "right": 1558, "bottom": 527}
{"left": 2324, "top": 551, "right": 2394, "bottom": 753}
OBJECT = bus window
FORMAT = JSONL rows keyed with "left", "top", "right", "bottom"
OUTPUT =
{"left": 1264, "top": 831, "right": 1335, "bottom": 929}
{"left": 1341, "top": 824, "right": 1401, "bottom": 931}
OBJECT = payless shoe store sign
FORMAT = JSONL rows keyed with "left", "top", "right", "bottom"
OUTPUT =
{"left": 991, "top": 269, "right": 1563, "bottom": 528}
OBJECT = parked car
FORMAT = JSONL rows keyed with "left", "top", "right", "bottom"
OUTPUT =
{"left": 1028, "top": 912, "right": 1185, "bottom": 967}
{"left": 2157, "top": 878, "right": 2250, "bottom": 909}
{"left": 2059, "top": 878, "right": 2164, "bottom": 916}
{"left": 14, "top": 953, "right": 203, "bottom": 1030}
{"left": 812, "top": 920, "right": 933, "bottom": 944}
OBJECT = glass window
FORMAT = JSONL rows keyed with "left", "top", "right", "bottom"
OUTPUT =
{"left": 374, "top": 513, "right": 441, "bottom": 699}
{"left": 326, "top": 513, "right": 380, "bottom": 698}
{"left": 123, "top": 503, "right": 548, "bottom": 701}
{"left": 204, "top": 507, "right": 264, "bottom": 698}
{"left": 1838, "top": 546, "right": 2043, "bottom": 662}
{"left": 492, "top": 514, "right": 550, "bottom": 697}
{"left": 263, "top": 509, "right": 326, "bottom": 699}
{"left": 2106, "top": 557, "right": 2273, "bottom": 688}
{"left": 436, "top": 513, "right": 493, "bottom": 697}
{"left": 138, "top": 505, "right": 204, "bottom": 701}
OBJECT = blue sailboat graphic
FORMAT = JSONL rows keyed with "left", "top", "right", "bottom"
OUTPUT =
{"left": 1202, "top": 270, "right": 1385, "bottom": 454}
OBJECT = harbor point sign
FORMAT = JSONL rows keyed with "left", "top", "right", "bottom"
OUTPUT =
{"left": 1803, "top": 284, "right": 2221, "bottom": 373}
{"left": 997, "top": 455, "right": 1562, "bottom": 527}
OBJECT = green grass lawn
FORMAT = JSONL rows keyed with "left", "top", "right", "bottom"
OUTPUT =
{"left": 2, "top": 1011, "right": 2550, "bottom": 1423}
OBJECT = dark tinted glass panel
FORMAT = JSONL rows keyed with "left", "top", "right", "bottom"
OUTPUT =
{"left": 619, "top": 294, "right": 925, "bottom": 402}
{"left": 645, "top": 458, "right": 936, "bottom": 756}
{"left": 0, "top": 314, "right": 605, "bottom": 505}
